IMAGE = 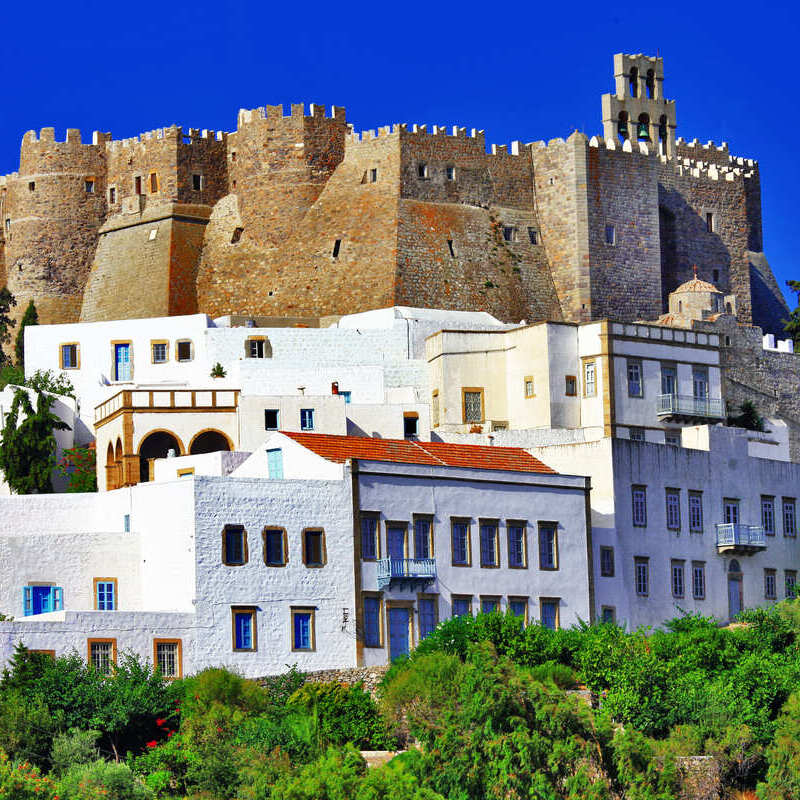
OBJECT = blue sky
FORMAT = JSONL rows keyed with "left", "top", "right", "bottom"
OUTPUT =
{"left": 2, "top": 1, "right": 797, "bottom": 306}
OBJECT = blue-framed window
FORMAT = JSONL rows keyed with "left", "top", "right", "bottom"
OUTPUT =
{"left": 452, "top": 521, "right": 469, "bottom": 565}
{"left": 541, "top": 599, "right": 559, "bottom": 630}
{"left": 507, "top": 524, "right": 526, "bottom": 568}
{"left": 223, "top": 525, "right": 247, "bottom": 565}
{"left": 414, "top": 518, "right": 432, "bottom": 559}
{"left": 509, "top": 598, "right": 528, "bottom": 621}
{"left": 300, "top": 409, "right": 315, "bottom": 431}
{"left": 232, "top": 608, "right": 256, "bottom": 651}
{"left": 292, "top": 609, "right": 314, "bottom": 650}
{"left": 480, "top": 597, "right": 499, "bottom": 614}
{"left": 538, "top": 524, "right": 557, "bottom": 570}
{"left": 267, "top": 448, "right": 284, "bottom": 479}
{"left": 95, "top": 580, "right": 116, "bottom": 611}
{"left": 363, "top": 596, "right": 381, "bottom": 647}
{"left": 452, "top": 596, "right": 471, "bottom": 617}
{"left": 263, "top": 529, "right": 285, "bottom": 566}
{"left": 361, "top": 516, "right": 378, "bottom": 560}
{"left": 479, "top": 523, "right": 498, "bottom": 567}
{"left": 419, "top": 597, "right": 437, "bottom": 639}
{"left": 23, "top": 586, "right": 63, "bottom": 616}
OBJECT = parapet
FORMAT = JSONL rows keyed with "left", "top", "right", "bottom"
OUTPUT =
{"left": 21, "top": 128, "right": 110, "bottom": 149}
{"left": 236, "top": 103, "right": 346, "bottom": 128}
{"left": 104, "top": 125, "right": 227, "bottom": 153}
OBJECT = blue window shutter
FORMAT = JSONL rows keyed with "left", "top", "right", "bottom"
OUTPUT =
{"left": 23, "top": 587, "right": 32, "bottom": 616}
{"left": 54, "top": 587, "right": 63, "bottom": 610}
{"left": 267, "top": 449, "right": 284, "bottom": 479}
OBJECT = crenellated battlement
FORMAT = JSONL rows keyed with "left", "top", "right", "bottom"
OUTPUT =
{"left": 236, "top": 103, "right": 346, "bottom": 128}
{"left": 347, "top": 122, "right": 486, "bottom": 146}
{"left": 21, "top": 128, "right": 111, "bottom": 149}
{"left": 105, "top": 125, "right": 227, "bottom": 153}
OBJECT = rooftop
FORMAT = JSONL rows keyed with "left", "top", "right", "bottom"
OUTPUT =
{"left": 281, "top": 432, "right": 556, "bottom": 474}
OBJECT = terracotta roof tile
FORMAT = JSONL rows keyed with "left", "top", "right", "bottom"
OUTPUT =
{"left": 280, "top": 432, "right": 556, "bottom": 474}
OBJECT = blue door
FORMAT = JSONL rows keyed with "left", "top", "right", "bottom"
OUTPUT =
{"left": 32, "top": 586, "right": 52, "bottom": 614}
{"left": 388, "top": 607, "right": 410, "bottom": 660}
{"left": 115, "top": 344, "right": 131, "bottom": 381}
{"left": 387, "top": 527, "right": 406, "bottom": 561}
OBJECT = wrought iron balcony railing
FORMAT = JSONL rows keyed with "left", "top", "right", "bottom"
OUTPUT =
{"left": 715, "top": 523, "right": 767, "bottom": 552}
{"left": 376, "top": 558, "right": 437, "bottom": 590}
{"left": 657, "top": 394, "right": 726, "bottom": 420}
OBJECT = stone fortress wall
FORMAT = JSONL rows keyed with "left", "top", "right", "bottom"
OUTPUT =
{"left": 0, "top": 53, "right": 789, "bottom": 336}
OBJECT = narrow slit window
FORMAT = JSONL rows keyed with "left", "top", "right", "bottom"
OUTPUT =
{"left": 332, "top": 239, "right": 341, "bottom": 259}
{"left": 192, "top": 173, "right": 203, "bottom": 191}
{"left": 369, "top": 168, "right": 377, "bottom": 182}
{"left": 447, "top": 239, "right": 455, "bottom": 258}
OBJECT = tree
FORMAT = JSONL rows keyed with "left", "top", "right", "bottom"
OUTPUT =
{"left": 0, "top": 286, "right": 16, "bottom": 367}
{"left": 728, "top": 400, "right": 765, "bottom": 432}
{"left": 15, "top": 299, "right": 38, "bottom": 370}
{"left": 57, "top": 444, "right": 98, "bottom": 492}
{"left": 783, "top": 280, "right": 800, "bottom": 346}
{"left": 757, "top": 692, "right": 800, "bottom": 799}
{"left": 0, "top": 387, "right": 70, "bottom": 493}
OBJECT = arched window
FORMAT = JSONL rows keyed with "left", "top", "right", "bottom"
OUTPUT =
{"left": 629, "top": 67, "right": 638, "bottom": 98}
{"left": 617, "top": 111, "right": 629, "bottom": 142}
{"left": 189, "top": 430, "right": 232, "bottom": 455}
{"left": 658, "top": 115, "right": 668, "bottom": 144}
{"left": 726, "top": 302, "right": 732, "bottom": 314}
{"left": 729, "top": 559, "right": 741, "bottom": 573}
{"left": 138, "top": 431, "right": 183, "bottom": 483}
{"left": 637, "top": 113, "right": 650, "bottom": 141}
{"left": 646, "top": 70, "right": 655, "bottom": 99}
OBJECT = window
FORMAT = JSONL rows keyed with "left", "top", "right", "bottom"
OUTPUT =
{"left": 706, "top": 212, "right": 714, "bottom": 233}
{"left": 302, "top": 528, "right": 326, "bottom": 567}
{"left": 692, "top": 367, "right": 709, "bottom": 400}
{"left": 713, "top": 269, "right": 720, "bottom": 284}
{"left": 666, "top": 489, "right": 681, "bottom": 531}
{"left": 267, "top": 448, "right": 283, "bottom": 479}
{"left": 601, "top": 606, "right": 616, "bottom": 624}
{"left": 177, "top": 468, "right": 194, "bottom": 478}
{"left": 23, "top": 585, "right": 63, "bottom": 616}
{"left": 447, "top": 239, "right": 455, "bottom": 258}
{"left": 565, "top": 376, "right": 577, "bottom": 396}
{"left": 60, "top": 343, "right": 79, "bottom": 369}
{"left": 502, "top": 226, "right": 517, "bottom": 242}
{"left": 414, "top": 517, "right": 433, "bottom": 559}
{"left": 176, "top": 340, "right": 192, "bottom": 362}
{"left": 583, "top": 361, "right": 597, "bottom": 397}
{"left": 671, "top": 560, "right": 685, "bottom": 598}
{"left": 765, "top": 569, "right": 777, "bottom": 600}
{"left": 605, "top": 225, "right": 615, "bottom": 245}
{"left": 627, "top": 360, "right": 643, "bottom": 397}
{"left": 151, "top": 341, "right": 168, "bottom": 363}
{"left": 247, "top": 338, "right": 268, "bottom": 358}
{"left": 192, "top": 173, "right": 203, "bottom": 191}
{"left": 446, "top": 166, "right": 456, "bottom": 181}
{"left": 264, "top": 409, "right": 279, "bottom": 430}
{"left": 4, "top": 218, "right": 9, "bottom": 233}
{"left": 600, "top": 546, "right": 615, "bottom": 577}
{"left": 452, "top": 595, "right": 472, "bottom": 617}
{"left": 762, "top": 496, "right": 776, "bottom": 535}
{"left": 432, "top": 391, "right": 440, "bottom": 428}
{"left": 332, "top": 239, "right": 341, "bottom": 258}
{"left": 232, "top": 607, "right": 256, "bottom": 651}
{"left": 451, "top": 519, "right": 471, "bottom": 566}
{"left": 524, "top": 376, "right": 534, "bottom": 398}
{"left": 528, "top": 227, "right": 539, "bottom": 245}
{"left": 417, "top": 163, "right": 428, "bottom": 178}
{"left": 123, "top": 514, "right": 131, "bottom": 533}
{"left": 665, "top": 433, "right": 681, "bottom": 447}
{"left": 689, "top": 491, "right": 703, "bottom": 532}
{"left": 634, "top": 557, "right": 649, "bottom": 596}
{"left": 479, "top": 521, "right": 499, "bottom": 567}
{"left": 783, "top": 498, "right": 796, "bottom": 536}
{"left": 507, "top": 522, "right": 527, "bottom": 568}
{"left": 108, "top": 186, "right": 116, "bottom": 203}
{"left": 361, "top": 515, "right": 379, "bottom": 560}
{"left": 786, "top": 570, "right": 797, "bottom": 599}
{"left": 363, "top": 595, "right": 382, "bottom": 647}
{"left": 724, "top": 499, "right": 740, "bottom": 525}
{"left": 292, "top": 608, "right": 315, "bottom": 651}
{"left": 692, "top": 562, "right": 706, "bottom": 599}
{"left": 300, "top": 408, "right": 315, "bottom": 431}
{"left": 134, "top": 175, "right": 142, "bottom": 195}
{"left": 85, "top": 178, "right": 95, "bottom": 193}
{"left": 538, "top": 523, "right": 558, "bottom": 570}
{"left": 540, "top": 598, "right": 559, "bottom": 630}
{"left": 404, "top": 414, "right": 419, "bottom": 439}
{"left": 480, "top": 596, "right": 500, "bottom": 614}
{"left": 222, "top": 525, "right": 247, "bottom": 566}
{"left": 629, "top": 427, "right": 645, "bottom": 442}
{"left": 462, "top": 389, "right": 484, "bottom": 424}
{"left": 28, "top": 181, "right": 35, "bottom": 192}
{"left": 154, "top": 640, "right": 182, "bottom": 678}
{"left": 263, "top": 528, "right": 287, "bottom": 566}
{"left": 231, "top": 227, "right": 243, "bottom": 243}
{"left": 94, "top": 578, "right": 117, "bottom": 611}
{"left": 149, "top": 172, "right": 159, "bottom": 193}
{"left": 418, "top": 596, "right": 437, "bottom": 639}
{"left": 88, "top": 639, "right": 116, "bottom": 674}
{"left": 368, "top": 168, "right": 377, "bottom": 183}
{"left": 632, "top": 486, "right": 647, "bottom": 526}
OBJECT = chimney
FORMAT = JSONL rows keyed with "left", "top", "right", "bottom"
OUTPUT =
{"left": 331, "top": 381, "right": 339, "bottom": 395}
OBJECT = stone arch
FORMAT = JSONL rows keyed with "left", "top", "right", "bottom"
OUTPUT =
{"left": 106, "top": 442, "right": 117, "bottom": 491}
{"left": 628, "top": 66, "right": 638, "bottom": 97}
{"left": 114, "top": 438, "right": 123, "bottom": 489}
{"left": 646, "top": 69, "right": 655, "bottom": 99}
{"left": 729, "top": 559, "right": 742, "bottom": 574}
{"left": 137, "top": 430, "right": 184, "bottom": 483}
{"left": 637, "top": 113, "right": 650, "bottom": 141}
{"left": 617, "top": 111, "right": 629, "bottom": 142}
{"left": 189, "top": 429, "right": 233, "bottom": 455}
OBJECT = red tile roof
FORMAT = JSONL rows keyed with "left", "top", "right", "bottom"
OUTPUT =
{"left": 280, "top": 432, "right": 556, "bottom": 474}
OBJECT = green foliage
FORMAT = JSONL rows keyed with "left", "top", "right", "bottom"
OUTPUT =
{"left": 56, "top": 759, "right": 153, "bottom": 799}
{"left": 728, "top": 399, "right": 765, "bottom": 431}
{"left": 0, "top": 387, "right": 70, "bottom": 493}
{"left": 0, "top": 749, "right": 56, "bottom": 799}
{"left": 50, "top": 728, "right": 101, "bottom": 776}
{"left": 0, "top": 363, "right": 24, "bottom": 389}
{"left": 758, "top": 692, "right": 800, "bottom": 799}
{"left": 57, "top": 445, "right": 98, "bottom": 492}
{"left": 210, "top": 362, "right": 227, "bottom": 378}
{"left": 783, "top": 279, "right": 800, "bottom": 346}
{"left": 0, "top": 690, "right": 62, "bottom": 768}
{"left": 14, "top": 299, "right": 38, "bottom": 370}
{"left": 0, "top": 286, "right": 16, "bottom": 368}
{"left": 26, "top": 368, "right": 76, "bottom": 398}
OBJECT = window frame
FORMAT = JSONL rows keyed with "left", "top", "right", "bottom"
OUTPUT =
{"left": 627, "top": 359, "right": 643, "bottom": 398}
{"left": 506, "top": 520, "right": 528, "bottom": 569}
{"left": 671, "top": 559, "right": 685, "bottom": 598}
{"left": 222, "top": 524, "right": 248, "bottom": 566}
{"left": 300, "top": 408, "right": 315, "bottom": 431}
{"left": 537, "top": 522, "right": 559, "bottom": 571}
{"left": 689, "top": 490, "right": 704, "bottom": 533}
{"left": 417, "top": 162, "right": 428, "bottom": 179}
{"left": 524, "top": 376, "right": 535, "bottom": 398}
{"left": 762, "top": 495, "right": 776, "bottom": 536}
{"left": 192, "top": 173, "right": 204, "bottom": 191}
{"left": 451, "top": 594, "right": 472, "bottom": 617}
{"left": 565, "top": 375, "right": 577, "bottom": 396}
{"left": 665, "top": 488, "right": 681, "bottom": 531}
{"left": 583, "top": 360, "right": 597, "bottom": 398}
{"left": 93, "top": 577, "right": 118, "bottom": 611}
{"left": 632, "top": 485, "right": 647, "bottom": 527}
{"left": 264, "top": 409, "right": 280, "bottom": 431}
{"left": 291, "top": 607, "right": 316, "bottom": 652}
{"left": 600, "top": 546, "right": 615, "bottom": 577}
{"left": 692, "top": 561, "right": 706, "bottom": 599}
{"left": 148, "top": 171, "right": 159, "bottom": 194}
{"left": 508, "top": 596, "right": 529, "bottom": 624}
{"left": 153, "top": 638, "right": 183, "bottom": 679}
{"left": 231, "top": 606, "right": 257, "bottom": 652}
{"left": 245, "top": 336, "right": 268, "bottom": 359}
{"left": 87, "top": 638, "right": 117, "bottom": 674}
{"left": 417, "top": 593, "right": 439, "bottom": 640}
{"left": 413, "top": 514, "right": 434, "bottom": 559}
{"left": 262, "top": 527, "right": 288, "bottom": 567}
{"left": 478, "top": 519, "right": 500, "bottom": 568}
{"left": 451, "top": 517, "right": 472, "bottom": 567}
{"left": 724, "top": 498, "right": 740, "bottom": 525}
{"left": 783, "top": 497, "right": 797, "bottom": 537}
{"left": 432, "top": 390, "right": 440, "bottom": 428}
{"left": 765, "top": 568, "right": 777, "bottom": 600}
{"left": 539, "top": 597, "right": 560, "bottom": 630}
{"left": 175, "top": 339, "right": 194, "bottom": 363}
{"left": 634, "top": 556, "right": 650, "bottom": 597}
{"left": 786, "top": 570, "right": 797, "bottom": 599}
{"left": 362, "top": 592, "right": 383, "bottom": 648}
{"left": 360, "top": 513, "right": 381, "bottom": 561}
{"left": 150, "top": 340, "right": 169, "bottom": 364}
{"left": 404, "top": 412, "right": 419, "bottom": 439}
{"left": 600, "top": 606, "right": 616, "bottom": 624}
{"left": 480, "top": 595, "right": 501, "bottom": 614}
{"left": 59, "top": 342, "right": 80, "bottom": 370}
{"left": 302, "top": 528, "right": 327, "bottom": 568}
{"left": 604, "top": 224, "right": 616, "bottom": 245}
{"left": 461, "top": 387, "right": 485, "bottom": 424}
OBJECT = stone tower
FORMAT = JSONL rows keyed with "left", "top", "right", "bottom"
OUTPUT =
{"left": 602, "top": 53, "right": 676, "bottom": 157}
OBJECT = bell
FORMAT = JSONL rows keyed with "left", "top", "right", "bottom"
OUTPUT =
{"left": 618, "top": 122, "right": 628, "bottom": 140}
{"left": 637, "top": 122, "right": 650, "bottom": 140}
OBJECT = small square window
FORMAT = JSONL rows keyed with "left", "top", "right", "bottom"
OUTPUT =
{"left": 232, "top": 607, "right": 256, "bottom": 651}
{"left": 303, "top": 529, "right": 325, "bottom": 567}
{"left": 502, "top": 225, "right": 516, "bottom": 242}
{"left": 176, "top": 340, "right": 192, "bottom": 362}
{"left": 462, "top": 389, "right": 483, "bottom": 424}
{"left": 403, "top": 414, "right": 418, "bottom": 439}
{"left": 509, "top": 597, "right": 528, "bottom": 623}
{"left": 527, "top": 227, "right": 538, "bottom": 245}
{"left": 108, "top": 186, "right": 116, "bottom": 203}
{"left": 85, "top": 179, "right": 95, "bottom": 194}
{"left": 629, "top": 427, "right": 645, "bottom": 442}
{"left": 452, "top": 595, "right": 472, "bottom": 617}
{"left": 446, "top": 166, "right": 456, "bottom": 181}
{"left": 28, "top": 181, "right": 35, "bottom": 192}
{"left": 60, "top": 343, "right": 79, "bottom": 369}
{"left": 480, "top": 596, "right": 500, "bottom": 614}
{"left": 605, "top": 224, "right": 615, "bottom": 245}
{"left": 263, "top": 528, "right": 287, "bottom": 566}
{"left": 369, "top": 168, "right": 378, "bottom": 182}
{"left": 524, "top": 377, "right": 534, "bottom": 398}
{"left": 264, "top": 409, "right": 279, "bottom": 430}
{"left": 600, "top": 606, "right": 616, "bottom": 624}
{"left": 192, "top": 173, "right": 203, "bottom": 191}
{"left": 154, "top": 640, "right": 182, "bottom": 678}
{"left": 565, "top": 376, "right": 577, "bottom": 396}
{"left": 300, "top": 408, "right": 315, "bottom": 431}
{"left": 417, "top": 163, "right": 428, "bottom": 178}
{"left": 600, "top": 546, "right": 615, "bottom": 577}
{"left": 152, "top": 342, "right": 168, "bottom": 363}
{"left": 94, "top": 578, "right": 117, "bottom": 611}
{"left": 222, "top": 525, "right": 247, "bottom": 566}
{"left": 665, "top": 433, "right": 681, "bottom": 447}
{"left": 247, "top": 338, "right": 268, "bottom": 358}
{"left": 88, "top": 639, "right": 116, "bottom": 674}
{"left": 292, "top": 608, "right": 315, "bottom": 651}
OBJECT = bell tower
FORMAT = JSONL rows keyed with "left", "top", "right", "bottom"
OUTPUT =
{"left": 601, "top": 53, "right": 676, "bottom": 157}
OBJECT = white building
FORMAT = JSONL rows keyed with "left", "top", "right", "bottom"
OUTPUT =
{"left": 0, "top": 434, "right": 591, "bottom": 674}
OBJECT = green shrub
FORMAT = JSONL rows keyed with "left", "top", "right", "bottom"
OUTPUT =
{"left": 0, "top": 690, "right": 61, "bottom": 768}
{"left": 181, "top": 667, "right": 269, "bottom": 716}
{"left": 56, "top": 759, "right": 152, "bottom": 799}
{"left": 50, "top": 728, "right": 100, "bottom": 776}
{"left": 0, "top": 749, "right": 56, "bottom": 799}
{"left": 528, "top": 660, "right": 580, "bottom": 689}
{"left": 757, "top": 692, "right": 800, "bottom": 799}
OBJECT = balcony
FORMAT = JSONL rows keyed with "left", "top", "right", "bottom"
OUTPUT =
{"left": 657, "top": 394, "right": 726, "bottom": 423}
{"left": 715, "top": 523, "right": 767, "bottom": 554}
{"left": 376, "top": 558, "right": 437, "bottom": 591}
